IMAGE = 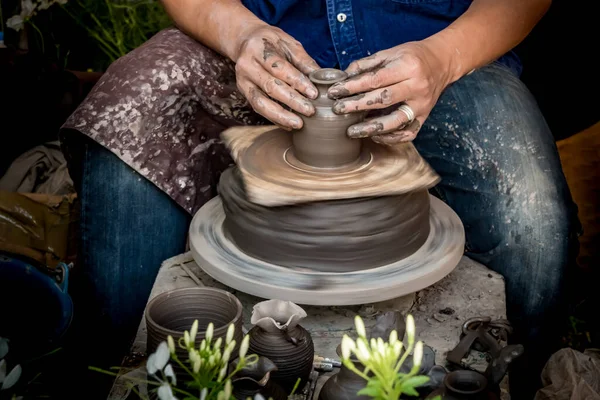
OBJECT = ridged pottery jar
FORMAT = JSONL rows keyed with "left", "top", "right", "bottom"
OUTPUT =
{"left": 292, "top": 68, "right": 367, "bottom": 169}
{"left": 319, "top": 344, "right": 369, "bottom": 400}
{"left": 247, "top": 299, "right": 314, "bottom": 394}
{"left": 145, "top": 287, "right": 244, "bottom": 360}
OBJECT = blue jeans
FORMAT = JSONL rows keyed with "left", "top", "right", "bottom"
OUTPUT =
{"left": 63, "top": 62, "right": 578, "bottom": 399}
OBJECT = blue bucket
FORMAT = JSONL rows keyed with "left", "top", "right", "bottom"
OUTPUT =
{"left": 0, "top": 254, "right": 73, "bottom": 358}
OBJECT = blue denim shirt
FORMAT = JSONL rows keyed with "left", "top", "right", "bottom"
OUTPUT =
{"left": 241, "top": 0, "right": 522, "bottom": 76}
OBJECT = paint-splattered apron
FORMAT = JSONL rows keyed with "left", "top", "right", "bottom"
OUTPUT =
{"left": 60, "top": 27, "right": 267, "bottom": 214}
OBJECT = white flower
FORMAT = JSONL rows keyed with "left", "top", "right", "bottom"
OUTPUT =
{"left": 147, "top": 342, "right": 170, "bottom": 375}
{"left": 226, "top": 324, "right": 235, "bottom": 344}
{"left": 213, "top": 337, "right": 222, "bottom": 351}
{"left": 38, "top": 0, "right": 51, "bottom": 10}
{"left": 190, "top": 320, "right": 199, "bottom": 344}
{"left": 6, "top": 16, "right": 25, "bottom": 31}
{"left": 1, "top": 364, "right": 22, "bottom": 390}
{"left": 164, "top": 364, "right": 177, "bottom": 386}
{"left": 21, "top": 0, "right": 36, "bottom": 17}
{"left": 341, "top": 335, "right": 355, "bottom": 360}
{"left": 354, "top": 316, "right": 367, "bottom": 338}
{"left": 239, "top": 335, "right": 250, "bottom": 359}
{"left": 157, "top": 383, "right": 178, "bottom": 400}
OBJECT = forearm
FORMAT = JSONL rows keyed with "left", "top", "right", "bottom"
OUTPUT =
{"left": 160, "top": 0, "right": 267, "bottom": 61}
{"left": 424, "top": 0, "right": 551, "bottom": 83}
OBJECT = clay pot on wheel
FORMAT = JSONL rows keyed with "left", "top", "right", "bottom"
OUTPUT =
{"left": 247, "top": 299, "right": 314, "bottom": 394}
{"left": 319, "top": 344, "right": 369, "bottom": 400}
{"left": 292, "top": 68, "right": 367, "bottom": 169}
{"left": 145, "top": 287, "right": 244, "bottom": 360}
{"left": 425, "top": 370, "right": 499, "bottom": 400}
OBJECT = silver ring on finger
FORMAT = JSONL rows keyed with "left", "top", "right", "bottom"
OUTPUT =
{"left": 398, "top": 103, "right": 415, "bottom": 123}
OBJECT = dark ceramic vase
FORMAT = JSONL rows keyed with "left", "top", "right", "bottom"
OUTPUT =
{"left": 145, "top": 287, "right": 244, "bottom": 360}
{"left": 425, "top": 370, "right": 499, "bottom": 400}
{"left": 319, "top": 344, "right": 369, "bottom": 400}
{"left": 292, "top": 68, "right": 366, "bottom": 169}
{"left": 247, "top": 299, "right": 314, "bottom": 394}
{"left": 231, "top": 356, "right": 288, "bottom": 400}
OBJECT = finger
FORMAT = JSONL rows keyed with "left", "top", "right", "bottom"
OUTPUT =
{"left": 332, "top": 82, "right": 411, "bottom": 114}
{"left": 346, "top": 103, "right": 419, "bottom": 138}
{"left": 280, "top": 39, "right": 321, "bottom": 75}
{"left": 240, "top": 81, "right": 303, "bottom": 130}
{"left": 265, "top": 56, "right": 319, "bottom": 100}
{"left": 345, "top": 53, "right": 386, "bottom": 77}
{"left": 254, "top": 65, "right": 315, "bottom": 117}
{"left": 329, "top": 64, "right": 412, "bottom": 99}
{"left": 371, "top": 118, "right": 424, "bottom": 145}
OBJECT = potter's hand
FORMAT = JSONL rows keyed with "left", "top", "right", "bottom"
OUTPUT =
{"left": 327, "top": 41, "right": 453, "bottom": 145}
{"left": 235, "top": 26, "right": 321, "bottom": 130}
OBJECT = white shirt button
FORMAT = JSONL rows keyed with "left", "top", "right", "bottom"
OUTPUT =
{"left": 337, "top": 13, "right": 347, "bottom": 22}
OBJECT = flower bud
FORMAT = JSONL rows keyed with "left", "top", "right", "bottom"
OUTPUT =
{"left": 206, "top": 323, "right": 214, "bottom": 343}
{"left": 218, "top": 365, "right": 227, "bottom": 381}
{"left": 341, "top": 335, "right": 355, "bottom": 360}
{"left": 209, "top": 355, "right": 215, "bottom": 366}
{"left": 222, "top": 347, "right": 232, "bottom": 363}
{"left": 354, "top": 316, "right": 367, "bottom": 338}
{"left": 167, "top": 335, "right": 176, "bottom": 354}
{"left": 413, "top": 341, "right": 424, "bottom": 368}
{"left": 214, "top": 337, "right": 222, "bottom": 350}
{"left": 356, "top": 339, "right": 371, "bottom": 361}
{"left": 376, "top": 338, "right": 385, "bottom": 356}
{"left": 389, "top": 330, "right": 398, "bottom": 344}
{"left": 226, "top": 324, "right": 235, "bottom": 345}
{"left": 184, "top": 331, "right": 191, "bottom": 348}
{"left": 200, "top": 340, "right": 206, "bottom": 351}
{"left": 393, "top": 341, "right": 403, "bottom": 357}
{"left": 406, "top": 315, "right": 415, "bottom": 344}
{"left": 239, "top": 335, "right": 250, "bottom": 359}
{"left": 193, "top": 358, "right": 201, "bottom": 374}
{"left": 190, "top": 320, "right": 199, "bottom": 344}
{"left": 224, "top": 379, "right": 232, "bottom": 398}
{"left": 200, "top": 388, "right": 208, "bottom": 400}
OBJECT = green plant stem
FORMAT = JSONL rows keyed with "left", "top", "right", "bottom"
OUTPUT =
{"left": 29, "top": 20, "right": 46, "bottom": 54}
{"left": 88, "top": 367, "right": 197, "bottom": 399}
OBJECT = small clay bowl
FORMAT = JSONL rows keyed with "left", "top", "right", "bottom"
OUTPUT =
{"left": 145, "top": 287, "right": 244, "bottom": 360}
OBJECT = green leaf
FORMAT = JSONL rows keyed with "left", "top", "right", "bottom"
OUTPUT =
{"left": 401, "top": 375, "right": 430, "bottom": 388}
{"left": 399, "top": 385, "right": 419, "bottom": 397}
{"left": 357, "top": 380, "right": 383, "bottom": 397}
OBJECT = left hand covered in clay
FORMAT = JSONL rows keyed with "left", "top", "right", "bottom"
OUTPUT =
{"left": 328, "top": 41, "right": 454, "bottom": 145}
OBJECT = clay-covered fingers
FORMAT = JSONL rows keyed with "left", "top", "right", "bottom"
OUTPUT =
{"left": 258, "top": 36, "right": 319, "bottom": 100}
{"left": 238, "top": 81, "right": 303, "bottom": 130}
{"left": 328, "top": 61, "right": 409, "bottom": 99}
{"left": 252, "top": 67, "right": 315, "bottom": 117}
{"left": 265, "top": 56, "right": 319, "bottom": 102}
{"left": 371, "top": 118, "right": 424, "bottom": 145}
{"left": 347, "top": 103, "right": 420, "bottom": 139}
{"left": 332, "top": 83, "right": 411, "bottom": 114}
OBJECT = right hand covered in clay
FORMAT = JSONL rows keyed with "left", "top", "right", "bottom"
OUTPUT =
{"left": 233, "top": 25, "right": 321, "bottom": 130}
